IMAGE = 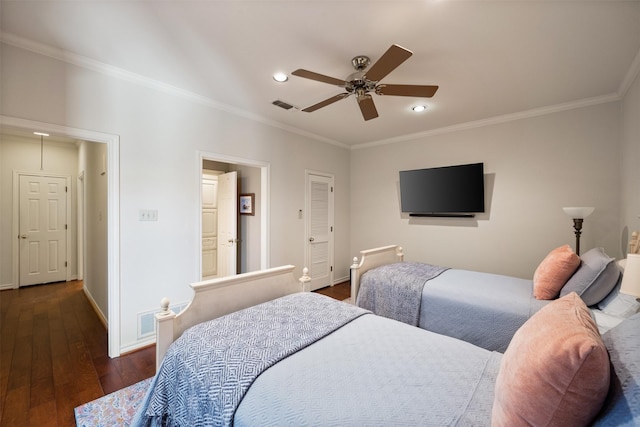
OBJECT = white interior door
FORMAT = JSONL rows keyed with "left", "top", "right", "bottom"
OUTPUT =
{"left": 305, "top": 172, "right": 334, "bottom": 291}
{"left": 202, "top": 174, "right": 219, "bottom": 279}
{"left": 217, "top": 171, "right": 238, "bottom": 277}
{"left": 19, "top": 174, "right": 68, "bottom": 286}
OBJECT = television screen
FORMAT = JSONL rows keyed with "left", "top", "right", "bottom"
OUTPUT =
{"left": 399, "top": 163, "right": 485, "bottom": 215}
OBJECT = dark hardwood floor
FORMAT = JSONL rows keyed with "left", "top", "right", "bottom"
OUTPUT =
{"left": 0, "top": 279, "right": 350, "bottom": 426}
{"left": 315, "top": 281, "right": 351, "bottom": 301}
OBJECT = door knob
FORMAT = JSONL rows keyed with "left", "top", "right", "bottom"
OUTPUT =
{"left": 20, "top": 234, "right": 27, "bottom": 239}
{"left": 309, "top": 237, "right": 315, "bottom": 242}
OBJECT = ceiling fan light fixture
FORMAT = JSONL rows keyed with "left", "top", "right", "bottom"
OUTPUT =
{"left": 272, "top": 72, "right": 288, "bottom": 83}
{"left": 291, "top": 44, "right": 438, "bottom": 121}
{"left": 412, "top": 105, "right": 427, "bottom": 112}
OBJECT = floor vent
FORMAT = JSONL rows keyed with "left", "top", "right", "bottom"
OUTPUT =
{"left": 138, "top": 302, "right": 188, "bottom": 340}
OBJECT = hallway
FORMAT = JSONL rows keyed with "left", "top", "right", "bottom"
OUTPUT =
{"left": 0, "top": 281, "right": 154, "bottom": 426}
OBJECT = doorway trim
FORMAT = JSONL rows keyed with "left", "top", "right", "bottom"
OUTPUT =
{"left": 77, "top": 171, "right": 85, "bottom": 281}
{"left": 1, "top": 115, "right": 121, "bottom": 358}
{"left": 197, "top": 151, "right": 270, "bottom": 276}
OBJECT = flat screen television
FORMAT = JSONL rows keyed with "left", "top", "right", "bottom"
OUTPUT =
{"left": 399, "top": 162, "right": 485, "bottom": 217}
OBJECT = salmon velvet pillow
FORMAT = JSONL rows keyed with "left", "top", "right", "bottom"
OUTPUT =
{"left": 533, "top": 245, "right": 580, "bottom": 299}
{"left": 492, "top": 293, "right": 610, "bottom": 427}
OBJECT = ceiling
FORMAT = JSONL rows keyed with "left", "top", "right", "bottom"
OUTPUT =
{"left": 2, "top": 1, "right": 640, "bottom": 148}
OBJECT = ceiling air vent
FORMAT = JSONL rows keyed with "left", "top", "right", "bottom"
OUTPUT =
{"left": 272, "top": 100, "right": 295, "bottom": 110}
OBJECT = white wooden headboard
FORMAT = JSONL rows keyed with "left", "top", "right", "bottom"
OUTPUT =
{"left": 154, "top": 265, "right": 310, "bottom": 370}
{"left": 350, "top": 245, "right": 404, "bottom": 303}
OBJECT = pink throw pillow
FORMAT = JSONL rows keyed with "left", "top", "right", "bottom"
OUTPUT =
{"left": 533, "top": 244, "right": 580, "bottom": 299}
{"left": 492, "top": 292, "right": 610, "bottom": 427}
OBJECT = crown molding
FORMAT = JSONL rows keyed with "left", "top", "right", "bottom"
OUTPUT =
{"left": 0, "top": 32, "right": 348, "bottom": 150}
{"left": 618, "top": 47, "right": 640, "bottom": 98}
{"left": 351, "top": 92, "right": 621, "bottom": 150}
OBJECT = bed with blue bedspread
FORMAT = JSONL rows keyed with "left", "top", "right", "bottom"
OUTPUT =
{"left": 132, "top": 265, "right": 638, "bottom": 426}
{"left": 352, "top": 245, "right": 633, "bottom": 352}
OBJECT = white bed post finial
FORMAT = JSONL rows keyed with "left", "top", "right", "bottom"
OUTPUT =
{"left": 159, "top": 297, "right": 171, "bottom": 316}
{"left": 351, "top": 257, "right": 359, "bottom": 269}
{"left": 300, "top": 267, "right": 311, "bottom": 292}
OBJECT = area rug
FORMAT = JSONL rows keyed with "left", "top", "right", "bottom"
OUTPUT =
{"left": 74, "top": 377, "right": 152, "bottom": 426}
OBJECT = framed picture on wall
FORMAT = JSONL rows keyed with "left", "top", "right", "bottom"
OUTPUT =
{"left": 239, "top": 193, "right": 255, "bottom": 215}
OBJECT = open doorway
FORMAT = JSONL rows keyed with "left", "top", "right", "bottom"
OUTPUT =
{"left": 198, "top": 152, "right": 269, "bottom": 279}
{"left": 1, "top": 115, "right": 121, "bottom": 357}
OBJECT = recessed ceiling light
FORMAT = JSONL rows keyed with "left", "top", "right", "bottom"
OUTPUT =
{"left": 412, "top": 105, "right": 427, "bottom": 112}
{"left": 273, "top": 72, "right": 288, "bottom": 83}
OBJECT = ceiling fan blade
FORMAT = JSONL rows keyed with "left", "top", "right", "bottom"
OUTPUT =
{"left": 301, "top": 93, "right": 350, "bottom": 112}
{"left": 292, "top": 69, "right": 346, "bottom": 86}
{"left": 357, "top": 94, "right": 379, "bottom": 121}
{"left": 364, "top": 44, "right": 413, "bottom": 82}
{"left": 376, "top": 84, "right": 439, "bottom": 97}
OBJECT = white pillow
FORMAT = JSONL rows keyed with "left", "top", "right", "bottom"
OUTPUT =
{"left": 598, "top": 292, "right": 640, "bottom": 318}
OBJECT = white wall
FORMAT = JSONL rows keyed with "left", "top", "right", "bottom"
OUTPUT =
{"left": 350, "top": 102, "right": 622, "bottom": 279}
{"left": 1, "top": 44, "right": 351, "bottom": 352}
{"left": 620, "top": 70, "right": 640, "bottom": 252}
{"left": 0, "top": 134, "right": 79, "bottom": 287}
{"left": 235, "top": 163, "right": 262, "bottom": 274}
{"left": 79, "top": 140, "right": 109, "bottom": 319}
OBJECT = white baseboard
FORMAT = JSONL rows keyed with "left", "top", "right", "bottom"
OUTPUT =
{"left": 82, "top": 285, "right": 108, "bottom": 329}
{"left": 119, "top": 337, "right": 156, "bottom": 356}
{"left": 333, "top": 275, "right": 349, "bottom": 285}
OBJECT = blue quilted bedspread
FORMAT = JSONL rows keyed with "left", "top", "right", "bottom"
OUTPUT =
{"left": 132, "top": 292, "right": 369, "bottom": 427}
{"left": 356, "top": 262, "right": 448, "bottom": 325}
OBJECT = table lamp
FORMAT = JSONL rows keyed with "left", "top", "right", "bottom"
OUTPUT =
{"left": 620, "top": 253, "right": 640, "bottom": 302}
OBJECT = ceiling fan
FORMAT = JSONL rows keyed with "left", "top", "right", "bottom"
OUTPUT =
{"left": 292, "top": 44, "right": 438, "bottom": 121}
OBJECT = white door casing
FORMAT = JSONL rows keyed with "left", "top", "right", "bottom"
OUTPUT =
{"left": 18, "top": 174, "right": 69, "bottom": 286}
{"left": 217, "top": 171, "right": 238, "bottom": 277}
{"left": 305, "top": 171, "right": 334, "bottom": 291}
{"left": 77, "top": 171, "right": 85, "bottom": 281}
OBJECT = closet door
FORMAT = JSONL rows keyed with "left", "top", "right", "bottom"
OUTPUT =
{"left": 305, "top": 172, "right": 334, "bottom": 291}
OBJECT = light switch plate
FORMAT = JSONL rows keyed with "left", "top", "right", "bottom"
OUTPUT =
{"left": 139, "top": 209, "right": 158, "bottom": 221}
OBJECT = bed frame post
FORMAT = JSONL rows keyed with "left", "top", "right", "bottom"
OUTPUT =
{"left": 155, "top": 297, "right": 176, "bottom": 371}
{"left": 299, "top": 267, "right": 312, "bottom": 292}
{"left": 350, "top": 257, "right": 362, "bottom": 304}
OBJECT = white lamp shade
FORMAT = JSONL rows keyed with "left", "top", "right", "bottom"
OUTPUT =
{"left": 620, "top": 253, "right": 640, "bottom": 299}
{"left": 562, "top": 207, "right": 595, "bottom": 219}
